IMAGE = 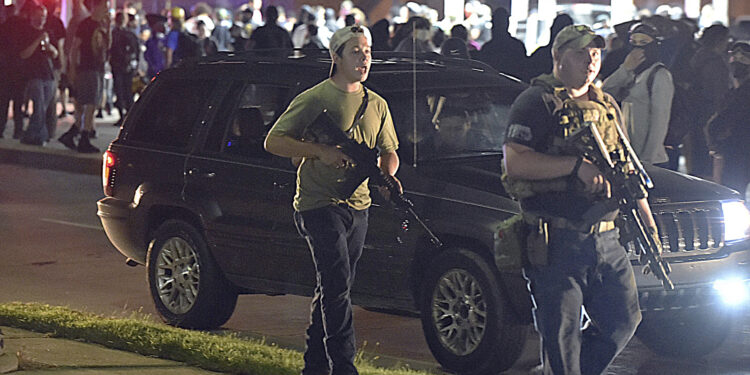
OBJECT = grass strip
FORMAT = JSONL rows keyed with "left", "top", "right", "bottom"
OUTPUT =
{"left": 0, "top": 302, "right": 433, "bottom": 375}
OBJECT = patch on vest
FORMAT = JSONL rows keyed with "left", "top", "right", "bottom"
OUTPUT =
{"left": 508, "top": 123, "right": 533, "bottom": 142}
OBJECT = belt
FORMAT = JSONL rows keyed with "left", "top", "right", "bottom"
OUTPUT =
{"left": 523, "top": 213, "right": 616, "bottom": 234}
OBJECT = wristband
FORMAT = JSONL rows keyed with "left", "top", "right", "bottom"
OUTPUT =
{"left": 570, "top": 156, "right": 584, "bottom": 178}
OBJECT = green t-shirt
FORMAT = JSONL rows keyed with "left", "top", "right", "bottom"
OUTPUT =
{"left": 268, "top": 79, "right": 399, "bottom": 212}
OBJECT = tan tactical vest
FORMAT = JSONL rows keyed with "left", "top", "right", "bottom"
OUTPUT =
{"left": 503, "top": 74, "right": 624, "bottom": 200}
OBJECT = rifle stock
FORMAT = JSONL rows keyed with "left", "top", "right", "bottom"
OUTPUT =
{"left": 303, "top": 110, "right": 443, "bottom": 248}
{"left": 568, "top": 124, "right": 674, "bottom": 290}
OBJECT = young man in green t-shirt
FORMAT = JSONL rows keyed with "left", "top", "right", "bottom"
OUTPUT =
{"left": 264, "top": 26, "right": 400, "bottom": 375}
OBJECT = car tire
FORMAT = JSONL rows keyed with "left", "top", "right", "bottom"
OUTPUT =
{"left": 420, "top": 248, "right": 527, "bottom": 375}
{"left": 637, "top": 306, "right": 735, "bottom": 358}
{"left": 147, "top": 219, "right": 238, "bottom": 329}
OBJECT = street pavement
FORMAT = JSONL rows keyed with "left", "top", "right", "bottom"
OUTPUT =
{"left": 0, "top": 114, "right": 225, "bottom": 374}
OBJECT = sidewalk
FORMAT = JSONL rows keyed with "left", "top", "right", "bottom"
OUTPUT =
{"left": 0, "top": 112, "right": 119, "bottom": 176}
{"left": 0, "top": 327, "right": 221, "bottom": 374}
{"left": 0, "top": 115, "right": 225, "bottom": 374}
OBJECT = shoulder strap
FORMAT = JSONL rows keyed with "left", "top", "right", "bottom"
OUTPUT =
{"left": 646, "top": 63, "right": 667, "bottom": 98}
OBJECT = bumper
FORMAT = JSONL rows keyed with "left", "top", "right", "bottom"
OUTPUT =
{"left": 633, "top": 247, "right": 750, "bottom": 312}
{"left": 97, "top": 197, "right": 147, "bottom": 264}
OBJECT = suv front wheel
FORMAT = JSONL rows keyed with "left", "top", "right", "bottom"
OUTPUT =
{"left": 147, "top": 219, "right": 238, "bottom": 329}
{"left": 420, "top": 248, "right": 527, "bottom": 375}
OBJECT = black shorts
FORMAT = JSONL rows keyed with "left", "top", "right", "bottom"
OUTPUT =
{"left": 74, "top": 70, "right": 103, "bottom": 105}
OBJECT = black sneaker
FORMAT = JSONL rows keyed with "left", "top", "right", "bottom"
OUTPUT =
{"left": 77, "top": 132, "right": 100, "bottom": 153}
{"left": 58, "top": 130, "right": 78, "bottom": 150}
{"left": 96, "top": 109, "right": 104, "bottom": 119}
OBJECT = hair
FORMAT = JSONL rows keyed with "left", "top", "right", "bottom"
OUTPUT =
{"left": 344, "top": 14, "right": 356, "bottom": 26}
{"left": 114, "top": 10, "right": 126, "bottom": 26}
{"left": 20, "top": 0, "right": 45, "bottom": 18}
{"left": 265, "top": 6, "right": 279, "bottom": 23}
{"left": 699, "top": 24, "right": 729, "bottom": 47}
{"left": 492, "top": 7, "right": 510, "bottom": 32}
{"left": 450, "top": 24, "right": 468, "bottom": 41}
{"left": 440, "top": 37, "right": 469, "bottom": 58}
{"left": 551, "top": 13, "right": 573, "bottom": 40}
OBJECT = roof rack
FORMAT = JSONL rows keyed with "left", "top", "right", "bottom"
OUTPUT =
{"left": 175, "top": 48, "right": 498, "bottom": 74}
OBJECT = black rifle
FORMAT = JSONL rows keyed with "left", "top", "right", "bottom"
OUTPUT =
{"left": 566, "top": 124, "right": 674, "bottom": 290}
{"left": 303, "top": 110, "right": 443, "bottom": 248}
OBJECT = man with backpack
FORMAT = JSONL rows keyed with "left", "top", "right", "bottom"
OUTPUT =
{"left": 603, "top": 22, "right": 673, "bottom": 165}
{"left": 166, "top": 7, "right": 202, "bottom": 68}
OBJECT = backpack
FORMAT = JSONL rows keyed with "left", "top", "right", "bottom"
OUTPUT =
{"left": 175, "top": 31, "right": 204, "bottom": 62}
{"left": 110, "top": 29, "right": 139, "bottom": 73}
{"left": 646, "top": 64, "right": 700, "bottom": 147}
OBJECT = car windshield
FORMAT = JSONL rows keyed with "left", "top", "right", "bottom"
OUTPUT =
{"left": 387, "top": 87, "right": 513, "bottom": 164}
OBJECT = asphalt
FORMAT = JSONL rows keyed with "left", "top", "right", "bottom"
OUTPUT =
{"left": 0, "top": 113, "right": 230, "bottom": 374}
{"left": 0, "top": 114, "right": 453, "bottom": 375}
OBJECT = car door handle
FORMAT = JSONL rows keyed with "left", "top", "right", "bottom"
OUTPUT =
{"left": 188, "top": 168, "right": 216, "bottom": 178}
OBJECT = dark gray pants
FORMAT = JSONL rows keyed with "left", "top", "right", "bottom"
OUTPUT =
{"left": 294, "top": 204, "right": 368, "bottom": 375}
{"left": 524, "top": 228, "right": 641, "bottom": 375}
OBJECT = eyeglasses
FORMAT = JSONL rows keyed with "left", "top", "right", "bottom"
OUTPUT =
{"left": 350, "top": 26, "right": 364, "bottom": 33}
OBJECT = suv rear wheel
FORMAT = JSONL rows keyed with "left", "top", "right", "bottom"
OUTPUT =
{"left": 420, "top": 248, "right": 527, "bottom": 375}
{"left": 147, "top": 219, "right": 238, "bottom": 329}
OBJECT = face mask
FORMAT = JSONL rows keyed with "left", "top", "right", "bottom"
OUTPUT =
{"left": 731, "top": 61, "right": 750, "bottom": 81}
{"left": 632, "top": 42, "right": 659, "bottom": 75}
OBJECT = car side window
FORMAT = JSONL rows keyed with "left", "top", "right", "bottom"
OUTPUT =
{"left": 389, "top": 87, "right": 515, "bottom": 163}
{"left": 206, "top": 83, "right": 289, "bottom": 159}
{"left": 127, "top": 79, "right": 216, "bottom": 149}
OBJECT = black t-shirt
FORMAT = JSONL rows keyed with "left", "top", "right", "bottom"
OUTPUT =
{"left": 16, "top": 22, "right": 54, "bottom": 81}
{"left": 76, "top": 16, "right": 107, "bottom": 72}
{"left": 249, "top": 24, "right": 292, "bottom": 50}
{"left": 0, "top": 16, "right": 25, "bottom": 77}
{"left": 45, "top": 15, "right": 65, "bottom": 69}
{"left": 504, "top": 84, "right": 597, "bottom": 220}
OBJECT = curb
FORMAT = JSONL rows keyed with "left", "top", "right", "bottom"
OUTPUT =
{"left": 0, "top": 329, "right": 19, "bottom": 374}
{"left": 0, "top": 143, "right": 102, "bottom": 176}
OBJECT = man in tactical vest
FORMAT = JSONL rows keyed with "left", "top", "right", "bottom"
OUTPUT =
{"left": 503, "top": 25, "right": 660, "bottom": 374}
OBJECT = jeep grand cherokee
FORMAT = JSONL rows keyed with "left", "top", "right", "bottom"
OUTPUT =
{"left": 97, "top": 50, "right": 750, "bottom": 374}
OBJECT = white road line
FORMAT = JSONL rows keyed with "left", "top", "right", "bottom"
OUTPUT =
{"left": 40, "top": 218, "right": 104, "bottom": 231}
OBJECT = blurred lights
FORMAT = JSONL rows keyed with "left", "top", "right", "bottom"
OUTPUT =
{"left": 713, "top": 277, "right": 749, "bottom": 306}
{"left": 722, "top": 201, "right": 750, "bottom": 243}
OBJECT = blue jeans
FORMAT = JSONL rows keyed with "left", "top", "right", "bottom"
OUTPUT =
{"left": 294, "top": 204, "right": 369, "bottom": 375}
{"left": 23, "top": 78, "right": 55, "bottom": 143}
{"left": 523, "top": 228, "right": 641, "bottom": 375}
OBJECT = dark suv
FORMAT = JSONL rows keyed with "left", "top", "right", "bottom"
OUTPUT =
{"left": 97, "top": 50, "right": 750, "bottom": 374}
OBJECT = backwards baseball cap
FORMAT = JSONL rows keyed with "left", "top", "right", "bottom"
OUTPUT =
{"left": 553, "top": 24, "right": 606, "bottom": 53}
{"left": 329, "top": 25, "right": 372, "bottom": 56}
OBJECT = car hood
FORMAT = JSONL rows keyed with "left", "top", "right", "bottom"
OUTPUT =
{"left": 644, "top": 166, "right": 742, "bottom": 203}
{"left": 408, "top": 157, "right": 741, "bottom": 205}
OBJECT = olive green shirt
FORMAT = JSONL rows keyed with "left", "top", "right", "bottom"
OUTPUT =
{"left": 268, "top": 79, "right": 399, "bottom": 212}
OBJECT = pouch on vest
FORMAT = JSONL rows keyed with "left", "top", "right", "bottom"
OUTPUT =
{"left": 525, "top": 217, "right": 549, "bottom": 267}
{"left": 494, "top": 215, "right": 528, "bottom": 270}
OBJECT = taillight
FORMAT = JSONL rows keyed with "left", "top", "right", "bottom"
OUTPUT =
{"left": 102, "top": 150, "right": 117, "bottom": 196}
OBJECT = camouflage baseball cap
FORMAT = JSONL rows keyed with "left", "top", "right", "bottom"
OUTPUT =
{"left": 552, "top": 24, "right": 606, "bottom": 53}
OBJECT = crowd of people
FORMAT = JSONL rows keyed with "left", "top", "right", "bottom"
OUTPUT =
{"left": 1, "top": 0, "right": 749, "bottom": 191}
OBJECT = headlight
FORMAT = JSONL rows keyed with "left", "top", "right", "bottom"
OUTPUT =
{"left": 713, "top": 277, "right": 749, "bottom": 306}
{"left": 722, "top": 200, "right": 750, "bottom": 243}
